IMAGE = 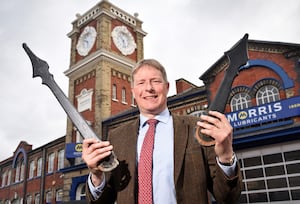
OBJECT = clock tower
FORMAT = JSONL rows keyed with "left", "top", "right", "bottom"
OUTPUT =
{"left": 64, "top": 1, "right": 146, "bottom": 156}
{"left": 62, "top": 1, "right": 146, "bottom": 201}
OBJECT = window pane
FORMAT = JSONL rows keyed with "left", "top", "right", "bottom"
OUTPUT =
{"left": 289, "top": 176, "right": 300, "bottom": 187}
{"left": 265, "top": 165, "right": 285, "bottom": 176}
{"left": 269, "top": 191, "right": 289, "bottom": 201}
{"left": 267, "top": 178, "right": 287, "bottom": 189}
{"left": 263, "top": 153, "right": 282, "bottom": 164}
{"left": 249, "top": 193, "right": 268, "bottom": 203}
{"left": 291, "top": 189, "right": 300, "bottom": 200}
{"left": 244, "top": 156, "right": 261, "bottom": 167}
{"left": 284, "top": 150, "right": 300, "bottom": 161}
{"left": 247, "top": 180, "right": 265, "bottom": 190}
{"left": 245, "top": 168, "right": 264, "bottom": 179}
{"left": 287, "top": 163, "right": 300, "bottom": 174}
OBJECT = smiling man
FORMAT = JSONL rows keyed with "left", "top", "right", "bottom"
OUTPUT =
{"left": 82, "top": 59, "right": 242, "bottom": 204}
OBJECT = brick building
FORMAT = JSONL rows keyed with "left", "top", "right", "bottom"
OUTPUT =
{"left": 0, "top": 136, "right": 65, "bottom": 203}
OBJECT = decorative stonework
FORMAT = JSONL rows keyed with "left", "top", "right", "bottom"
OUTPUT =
{"left": 110, "top": 7, "right": 136, "bottom": 26}
{"left": 77, "top": 7, "right": 101, "bottom": 27}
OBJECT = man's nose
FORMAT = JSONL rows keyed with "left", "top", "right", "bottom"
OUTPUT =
{"left": 145, "top": 81, "right": 154, "bottom": 91}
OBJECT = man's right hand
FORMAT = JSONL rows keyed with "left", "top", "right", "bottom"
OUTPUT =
{"left": 82, "top": 138, "right": 113, "bottom": 186}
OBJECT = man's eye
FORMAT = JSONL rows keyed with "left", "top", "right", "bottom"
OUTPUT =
{"left": 153, "top": 80, "right": 162, "bottom": 83}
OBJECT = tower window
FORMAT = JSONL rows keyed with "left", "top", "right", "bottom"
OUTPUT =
{"left": 122, "top": 88, "right": 127, "bottom": 104}
{"left": 112, "top": 84, "right": 118, "bottom": 101}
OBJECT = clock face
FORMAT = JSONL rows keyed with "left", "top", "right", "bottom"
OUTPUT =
{"left": 76, "top": 26, "right": 97, "bottom": 56}
{"left": 111, "top": 26, "right": 136, "bottom": 56}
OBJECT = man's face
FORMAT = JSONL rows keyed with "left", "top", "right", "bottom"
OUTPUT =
{"left": 131, "top": 65, "right": 169, "bottom": 118}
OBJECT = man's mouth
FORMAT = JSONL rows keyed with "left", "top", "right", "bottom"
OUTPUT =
{"left": 144, "top": 95, "right": 157, "bottom": 99}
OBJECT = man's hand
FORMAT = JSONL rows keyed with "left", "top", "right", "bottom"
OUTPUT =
{"left": 197, "top": 111, "right": 234, "bottom": 163}
{"left": 82, "top": 138, "right": 113, "bottom": 186}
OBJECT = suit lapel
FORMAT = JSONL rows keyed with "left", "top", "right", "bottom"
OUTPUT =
{"left": 173, "top": 115, "right": 189, "bottom": 185}
{"left": 115, "top": 118, "right": 140, "bottom": 203}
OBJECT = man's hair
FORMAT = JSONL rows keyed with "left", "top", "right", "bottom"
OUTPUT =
{"left": 131, "top": 59, "right": 169, "bottom": 86}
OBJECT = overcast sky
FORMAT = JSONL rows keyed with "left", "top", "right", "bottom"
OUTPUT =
{"left": 1, "top": 0, "right": 300, "bottom": 161}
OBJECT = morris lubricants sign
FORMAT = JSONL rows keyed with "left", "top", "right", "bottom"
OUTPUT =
{"left": 226, "top": 96, "right": 300, "bottom": 128}
{"left": 66, "top": 143, "right": 82, "bottom": 158}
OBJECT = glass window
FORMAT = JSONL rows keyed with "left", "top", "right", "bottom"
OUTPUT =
{"left": 76, "top": 183, "right": 86, "bottom": 200}
{"left": 34, "top": 194, "right": 40, "bottom": 204}
{"left": 46, "top": 191, "right": 52, "bottom": 204}
{"left": 247, "top": 180, "right": 265, "bottom": 191}
{"left": 121, "top": 88, "right": 126, "bottom": 103}
{"left": 284, "top": 150, "right": 300, "bottom": 161}
{"left": 48, "top": 153, "right": 55, "bottom": 173}
{"left": 26, "top": 195, "right": 32, "bottom": 204}
{"left": 267, "top": 178, "right": 287, "bottom": 189}
{"left": 230, "top": 92, "right": 252, "bottom": 111}
{"left": 249, "top": 192, "right": 268, "bottom": 203}
{"left": 20, "top": 160, "right": 25, "bottom": 181}
{"left": 291, "top": 189, "right": 300, "bottom": 200}
{"left": 112, "top": 84, "right": 117, "bottom": 100}
{"left": 244, "top": 156, "right": 261, "bottom": 167}
{"left": 29, "top": 161, "right": 35, "bottom": 179}
{"left": 239, "top": 146, "right": 300, "bottom": 203}
{"left": 7, "top": 170, "right": 11, "bottom": 185}
{"left": 15, "top": 162, "right": 21, "bottom": 182}
{"left": 56, "top": 189, "right": 63, "bottom": 203}
{"left": 269, "top": 191, "right": 289, "bottom": 202}
{"left": 256, "top": 85, "right": 280, "bottom": 105}
{"left": 57, "top": 150, "right": 65, "bottom": 170}
{"left": 265, "top": 165, "right": 285, "bottom": 177}
{"left": 131, "top": 94, "right": 135, "bottom": 106}
{"left": 289, "top": 176, "right": 300, "bottom": 187}
{"left": 286, "top": 163, "right": 300, "bottom": 174}
{"left": 245, "top": 168, "right": 264, "bottom": 179}
{"left": 263, "top": 153, "right": 282, "bottom": 164}
{"left": 1, "top": 171, "right": 7, "bottom": 187}
{"left": 37, "top": 158, "right": 42, "bottom": 177}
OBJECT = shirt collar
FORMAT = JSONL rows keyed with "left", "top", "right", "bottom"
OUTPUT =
{"left": 140, "top": 108, "right": 171, "bottom": 127}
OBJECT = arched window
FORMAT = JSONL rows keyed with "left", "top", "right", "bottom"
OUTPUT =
{"left": 29, "top": 160, "right": 35, "bottom": 179}
{"left": 230, "top": 92, "right": 252, "bottom": 111}
{"left": 48, "top": 153, "right": 55, "bottom": 173}
{"left": 56, "top": 189, "right": 63, "bottom": 203}
{"left": 76, "top": 183, "right": 86, "bottom": 200}
{"left": 256, "top": 85, "right": 280, "bottom": 105}
{"left": 37, "top": 158, "right": 42, "bottom": 177}
{"left": 7, "top": 170, "right": 11, "bottom": 185}
{"left": 20, "top": 160, "right": 25, "bottom": 181}
{"left": 34, "top": 193, "right": 40, "bottom": 204}
{"left": 26, "top": 195, "right": 32, "bottom": 204}
{"left": 15, "top": 161, "right": 21, "bottom": 182}
{"left": 1, "top": 171, "right": 7, "bottom": 187}
{"left": 46, "top": 191, "right": 52, "bottom": 204}
{"left": 57, "top": 150, "right": 65, "bottom": 170}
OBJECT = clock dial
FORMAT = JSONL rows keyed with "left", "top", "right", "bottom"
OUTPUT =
{"left": 111, "top": 26, "right": 136, "bottom": 56}
{"left": 76, "top": 26, "right": 97, "bottom": 56}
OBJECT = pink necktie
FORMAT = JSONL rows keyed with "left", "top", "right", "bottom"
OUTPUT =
{"left": 138, "top": 119, "right": 158, "bottom": 204}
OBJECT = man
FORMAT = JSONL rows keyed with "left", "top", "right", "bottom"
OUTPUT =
{"left": 82, "top": 59, "right": 242, "bottom": 204}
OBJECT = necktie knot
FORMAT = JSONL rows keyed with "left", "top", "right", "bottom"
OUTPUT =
{"left": 147, "top": 118, "right": 158, "bottom": 126}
